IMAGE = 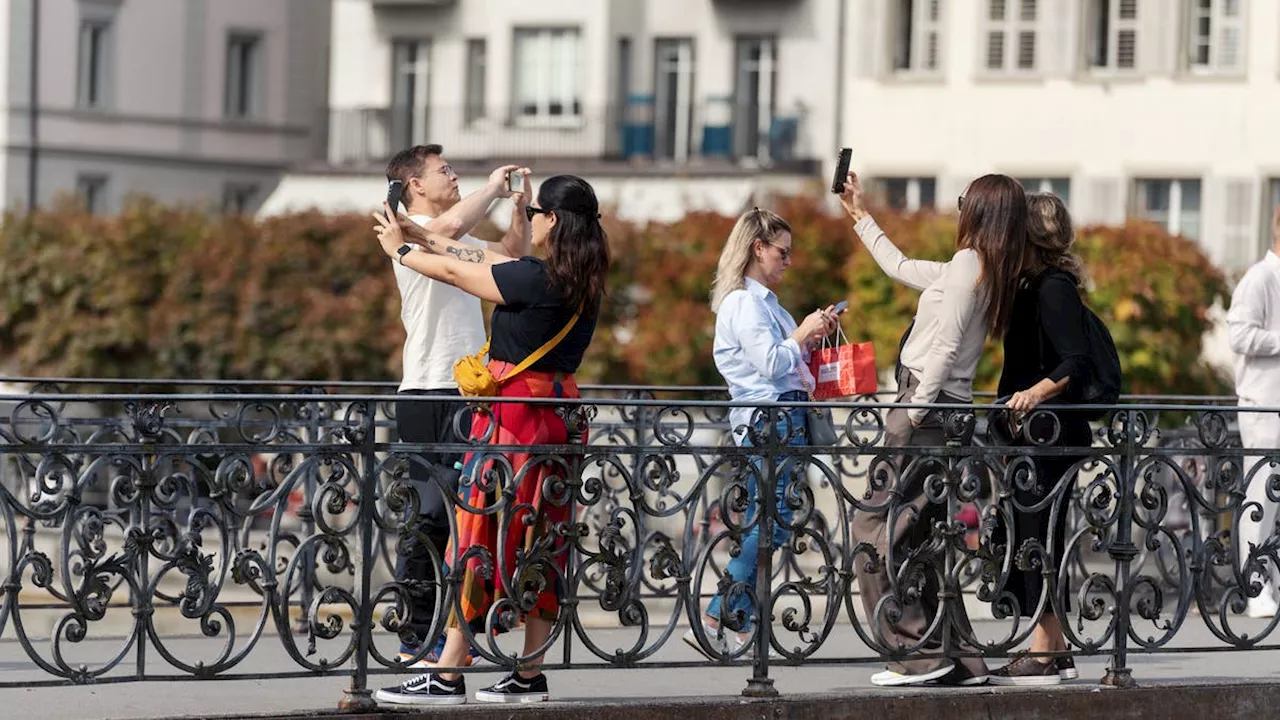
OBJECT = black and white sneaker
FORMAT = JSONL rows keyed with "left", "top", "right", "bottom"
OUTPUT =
{"left": 474, "top": 672, "right": 550, "bottom": 703}
{"left": 374, "top": 672, "right": 466, "bottom": 706}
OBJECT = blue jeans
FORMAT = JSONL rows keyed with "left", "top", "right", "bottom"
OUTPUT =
{"left": 705, "top": 399, "right": 809, "bottom": 632}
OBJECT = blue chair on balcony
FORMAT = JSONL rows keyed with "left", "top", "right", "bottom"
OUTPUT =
{"left": 767, "top": 115, "right": 799, "bottom": 163}
{"left": 701, "top": 95, "right": 733, "bottom": 159}
{"left": 621, "top": 94, "right": 655, "bottom": 159}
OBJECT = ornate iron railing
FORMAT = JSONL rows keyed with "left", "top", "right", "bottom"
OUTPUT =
{"left": 0, "top": 378, "right": 1274, "bottom": 708}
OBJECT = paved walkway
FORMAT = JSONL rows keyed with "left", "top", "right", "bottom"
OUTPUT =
{"left": 1, "top": 618, "right": 1278, "bottom": 719}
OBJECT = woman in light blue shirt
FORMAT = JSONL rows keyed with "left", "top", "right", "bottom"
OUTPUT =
{"left": 682, "top": 207, "right": 837, "bottom": 659}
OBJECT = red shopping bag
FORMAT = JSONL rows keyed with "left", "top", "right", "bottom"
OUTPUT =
{"left": 808, "top": 326, "right": 878, "bottom": 400}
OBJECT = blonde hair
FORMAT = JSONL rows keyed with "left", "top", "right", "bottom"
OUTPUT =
{"left": 1025, "top": 192, "right": 1087, "bottom": 287}
{"left": 710, "top": 208, "right": 792, "bottom": 312}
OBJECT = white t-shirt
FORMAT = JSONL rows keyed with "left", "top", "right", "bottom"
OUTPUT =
{"left": 394, "top": 214, "right": 488, "bottom": 391}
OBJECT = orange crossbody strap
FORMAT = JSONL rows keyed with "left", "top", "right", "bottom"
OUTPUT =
{"left": 495, "top": 305, "right": 583, "bottom": 383}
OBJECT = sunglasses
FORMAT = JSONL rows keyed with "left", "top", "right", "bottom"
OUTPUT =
{"left": 764, "top": 240, "right": 792, "bottom": 262}
{"left": 525, "top": 205, "right": 552, "bottom": 221}
{"left": 957, "top": 195, "right": 964, "bottom": 210}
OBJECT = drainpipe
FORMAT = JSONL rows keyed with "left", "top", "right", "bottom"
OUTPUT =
{"left": 833, "top": 0, "right": 847, "bottom": 151}
{"left": 27, "top": 0, "right": 40, "bottom": 208}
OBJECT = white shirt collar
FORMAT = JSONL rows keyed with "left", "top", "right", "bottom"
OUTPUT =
{"left": 743, "top": 277, "right": 775, "bottom": 301}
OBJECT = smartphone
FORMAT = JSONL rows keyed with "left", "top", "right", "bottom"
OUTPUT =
{"left": 385, "top": 180, "right": 404, "bottom": 219}
{"left": 831, "top": 148, "right": 852, "bottom": 194}
{"left": 507, "top": 171, "right": 525, "bottom": 194}
{"left": 832, "top": 300, "right": 849, "bottom": 314}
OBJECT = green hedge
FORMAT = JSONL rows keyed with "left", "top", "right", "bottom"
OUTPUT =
{"left": 0, "top": 196, "right": 1230, "bottom": 396}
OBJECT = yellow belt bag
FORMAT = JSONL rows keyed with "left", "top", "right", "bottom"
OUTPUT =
{"left": 453, "top": 308, "right": 582, "bottom": 397}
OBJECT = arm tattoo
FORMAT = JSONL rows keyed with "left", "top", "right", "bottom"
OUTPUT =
{"left": 447, "top": 246, "right": 486, "bottom": 264}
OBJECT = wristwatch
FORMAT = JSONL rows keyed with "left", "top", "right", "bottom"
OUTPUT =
{"left": 395, "top": 244, "right": 414, "bottom": 265}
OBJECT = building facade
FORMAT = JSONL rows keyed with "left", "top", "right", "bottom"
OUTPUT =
{"left": 264, "top": 0, "right": 838, "bottom": 223}
{"left": 275, "top": 0, "right": 1280, "bottom": 273}
{"left": 845, "top": 0, "right": 1278, "bottom": 271}
{"left": 1, "top": 0, "right": 331, "bottom": 215}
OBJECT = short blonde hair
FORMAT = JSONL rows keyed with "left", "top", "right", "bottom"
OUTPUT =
{"left": 710, "top": 207, "right": 791, "bottom": 313}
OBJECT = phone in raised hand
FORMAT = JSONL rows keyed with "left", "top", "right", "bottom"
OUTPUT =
{"left": 385, "top": 180, "right": 404, "bottom": 220}
{"left": 831, "top": 148, "right": 852, "bottom": 194}
{"left": 507, "top": 171, "right": 525, "bottom": 194}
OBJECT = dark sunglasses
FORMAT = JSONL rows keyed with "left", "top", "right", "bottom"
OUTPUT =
{"left": 957, "top": 195, "right": 964, "bottom": 210}
{"left": 525, "top": 205, "right": 552, "bottom": 221}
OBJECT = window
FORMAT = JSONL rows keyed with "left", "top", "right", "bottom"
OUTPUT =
{"left": 1085, "top": 0, "right": 1139, "bottom": 72}
{"left": 1187, "top": 0, "right": 1245, "bottom": 74}
{"left": 465, "top": 39, "right": 487, "bottom": 125}
{"left": 1133, "top": 178, "right": 1201, "bottom": 240}
{"left": 1261, "top": 179, "right": 1280, "bottom": 256}
{"left": 222, "top": 184, "right": 258, "bottom": 215}
{"left": 871, "top": 177, "right": 937, "bottom": 212}
{"left": 733, "top": 36, "right": 776, "bottom": 161}
{"left": 513, "top": 28, "right": 582, "bottom": 124}
{"left": 391, "top": 39, "right": 431, "bottom": 150}
{"left": 892, "top": 0, "right": 943, "bottom": 74}
{"left": 984, "top": 0, "right": 1039, "bottom": 72}
{"left": 1018, "top": 177, "right": 1071, "bottom": 206}
{"left": 225, "top": 33, "right": 263, "bottom": 119}
{"left": 77, "top": 19, "right": 113, "bottom": 109}
{"left": 76, "top": 175, "right": 108, "bottom": 214}
{"left": 655, "top": 39, "right": 696, "bottom": 161}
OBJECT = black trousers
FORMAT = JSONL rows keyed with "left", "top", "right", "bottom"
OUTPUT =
{"left": 394, "top": 389, "right": 472, "bottom": 649}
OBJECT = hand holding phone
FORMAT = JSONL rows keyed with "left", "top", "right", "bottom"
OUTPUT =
{"left": 832, "top": 300, "right": 849, "bottom": 315}
{"left": 831, "top": 148, "right": 852, "bottom": 194}
{"left": 507, "top": 171, "right": 525, "bottom": 194}
{"left": 385, "top": 180, "right": 404, "bottom": 220}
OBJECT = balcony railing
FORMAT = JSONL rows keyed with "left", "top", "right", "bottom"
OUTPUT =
{"left": 0, "top": 377, "right": 1271, "bottom": 708}
{"left": 318, "top": 102, "right": 812, "bottom": 172}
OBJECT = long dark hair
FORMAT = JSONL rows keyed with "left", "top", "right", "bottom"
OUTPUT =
{"left": 539, "top": 175, "right": 610, "bottom": 315}
{"left": 956, "top": 174, "right": 1027, "bottom": 337}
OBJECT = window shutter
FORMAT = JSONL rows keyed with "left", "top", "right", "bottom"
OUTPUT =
{"left": 1218, "top": 0, "right": 1245, "bottom": 71}
{"left": 1220, "top": 178, "right": 1258, "bottom": 270}
{"left": 1115, "top": 0, "right": 1139, "bottom": 70}
{"left": 1087, "top": 177, "right": 1124, "bottom": 225}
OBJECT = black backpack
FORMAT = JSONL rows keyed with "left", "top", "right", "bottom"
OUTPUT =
{"left": 1035, "top": 271, "right": 1122, "bottom": 420}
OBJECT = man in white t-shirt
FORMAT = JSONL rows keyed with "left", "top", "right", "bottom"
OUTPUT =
{"left": 384, "top": 144, "right": 531, "bottom": 664}
{"left": 1228, "top": 204, "right": 1280, "bottom": 619}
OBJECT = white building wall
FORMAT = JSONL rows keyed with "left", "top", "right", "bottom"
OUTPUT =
{"left": 842, "top": 0, "right": 1280, "bottom": 271}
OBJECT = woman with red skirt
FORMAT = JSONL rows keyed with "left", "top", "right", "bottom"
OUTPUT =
{"left": 373, "top": 174, "right": 609, "bottom": 705}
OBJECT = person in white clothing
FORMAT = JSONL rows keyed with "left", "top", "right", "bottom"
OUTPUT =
{"left": 1226, "top": 204, "right": 1280, "bottom": 619}
{"left": 383, "top": 143, "right": 532, "bottom": 666}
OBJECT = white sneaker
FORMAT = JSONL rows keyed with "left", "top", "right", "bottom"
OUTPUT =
{"left": 682, "top": 624, "right": 727, "bottom": 660}
{"left": 1246, "top": 593, "right": 1279, "bottom": 618}
{"left": 682, "top": 624, "right": 782, "bottom": 660}
{"left": 870, "top": 663, "right": 956, "bottom": 687}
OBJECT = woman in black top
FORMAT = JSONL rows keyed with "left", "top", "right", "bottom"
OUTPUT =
{"left": 373, "top": 174, "right": 609, "bottom": 705}
{"left": 988, "top": 192, "right": 1092, "bottom": 686}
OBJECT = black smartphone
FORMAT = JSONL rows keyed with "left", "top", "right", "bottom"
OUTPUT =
{"left": 385, "top": 180, "right": 404, "bottom": 219}
{"left": 831, "top": 148, "right": 852, "bottom": 194}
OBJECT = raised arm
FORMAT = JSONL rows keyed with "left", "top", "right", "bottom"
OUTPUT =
{"left": 390, "top": 210, "right": 516, "bottom": 268}
{"left": 376, "top": 206, "right": 505, "bottom": 303}
{"left": 838, "top": 172, "right": 946, "bottom": 291}
{"left": 493, "top": 169, "right": 532, "bottom": 258}
{"left": 420, "top": 164, "right": 520, "bottom": 239}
